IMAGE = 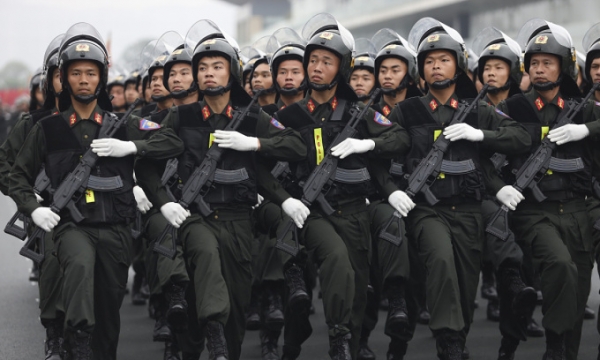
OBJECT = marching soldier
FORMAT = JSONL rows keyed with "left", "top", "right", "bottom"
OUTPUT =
{"left": 107, "top": 72, "right": 127, "bottom": 113}
{"left": 494, "top": 19, "right": 600, "bottom": 359}
{"left": 349, "top": 38, "right": 377, "bottom": 103}
{"left": 29, "top": 67, "right": 45, "bottom": 112}
{"left": 8, "top": 23, "right": 184, "bottom": 359}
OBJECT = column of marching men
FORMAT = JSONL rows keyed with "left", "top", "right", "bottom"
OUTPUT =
{"left": 2, "top": 12, "right": 600, "bottom": 360}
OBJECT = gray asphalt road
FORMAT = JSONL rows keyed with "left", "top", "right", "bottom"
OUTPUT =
{"left": 0, "top": 192, "right": 598, "bottom": 359}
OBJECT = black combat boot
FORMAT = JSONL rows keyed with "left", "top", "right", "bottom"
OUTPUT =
{"left": 328, "top": 333, "right": 351, "bottom": 360}
{"left": 246, "top": 286, "right": 261, "bottom": 331}
{"left": 205, "top": 321, "right": 228, "bottom": 360}
{"left": 262, "top": 284, "right": 284, "bottom": 331}
{"left": 165, "top": 283, "right": 188, "bottom": 332}
{"left": 30, "top": 261, "right": 40, "bottom": 282}
{"left": 44, "top": 321, "right": 64, "bottom": 360}
{"left": 357, "top": 339, "right": 375, "bottom": 360}
{"left": 585, "top": 304, "right": 596, "bottom": 320}
{"left": 164, "top": 340, "right": 181, "bottom": 360}
{"left": 462, "top": 345, "right": 469, "bottom": 359}
{"left": 132, "top": 272, "right": 146, "bottom": 305}
{"left": 481, "top": 261, "right": 498, "bottom": 300}
{"left": 69, "top": 330, "right": 92, "bottom": 360}
{"left": 385, "top": 283, "right": 409, "bottom": 335}
{"left": 387, "top": 339, "right": 408, "bottom": 360}
{"left": 182, "top": 353, "right": 200, "bottom": 360}
{"left": 542, "top": 331, "right": 565, "bottom": 360}
{"left": 487, "top": 299, "right": 500, "bottom": 322}
{"left": 284, "top": 263, "right": 310, "bottom": 312}
{"left": 526, "top": 317, "right": 544, "bottom": 337}
{"left": 154, "top": 294, "right": 172, "bottom": 342}
{"left": 497, "top": 336, "right": 519, "bottom": 360}
{"left": 436, "top": 330, "right": 462, "bottom": 360}
{"left": 497, "top": 263, "right": 536, "bottom": 317}
{"left": 260, "top": 329, "right": 281, "bottom": 360}
{"left": 281, "top": 344, "right": 301, "bottom": 360}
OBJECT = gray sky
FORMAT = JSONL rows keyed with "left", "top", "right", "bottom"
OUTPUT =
{"left": 0, "top": 0, "right": 238, "bottom": 73}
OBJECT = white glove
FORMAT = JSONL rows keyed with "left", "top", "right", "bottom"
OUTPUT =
{"left": 331, "top": 138, "right": 375, "bottom": 159}
{"left": 35, "top": 193, "right": 44, "bottom": 203}
{"left": 133, "top": 186, "right": 153, "bottom": 214}
{"left": 443, "top": 123, "right": 484, "bottom": 142}
{"left": 213, "top": 130, "right": 259, "bottom": 151}
{"left": 90, "top": 139, "right": 137, "bottom": 157}
{"left": 547, "top": 124, "right": 589, "bottom": 145}
{"left": 281, "top": 197, "right": 310, "bottom": 228}
{"left": 31, "top": 207, "right": 60, "bottom": 232}
{"left": 387, "top": 190, "right": 415, "bottom": 217}
{"left": 252, "top": 194, "right": 264, "bottom": 209}
{"left": 495, "top": 185, "right": 524, "bottom": 211}
{"left": 160, "top": 202, "right": 191, "bottom": 228}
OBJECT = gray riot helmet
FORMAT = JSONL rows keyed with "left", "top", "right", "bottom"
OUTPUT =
{"left": 58, "top": 22, "right": 112, "bottom": 111}
{"left": 248, "top": 36, "right": 276, "bottom": 95}
{"left": 162, "top": 44, "right": 197, "bottom": 99}
{"left": 185, "top": 19, "right": 250, "bottom": 104}
{"left": 472, "top": 27, "right": 523, "bottom": 96}
{"left": 302, "top": 13, "right": 357, "bottom": 100}
{"left": 517, "top": 19, "right": 580, "bottom": 97}
{"left": 41, "top": 34, "right": 65, "bottom": 109}
{"left": 409, "top": 17, "right": 477, "bottom": 98}
{"left": 148, "top": 31, "right": 183, "bottom": 103}
{"left": 267, "top": 28, "right": 307, "bottom": 97}
{"left": 372, "top": 28, "right": 422, "bottom": 99}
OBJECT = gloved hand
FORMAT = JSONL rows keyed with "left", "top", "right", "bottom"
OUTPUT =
{"left": 547, "top": 124, "right": 589, "bottom": 145}
{"left": 281, "top": 197, "right": 310, "bottom": 228}
{"left": 331, "top": 138, "right": 375, "bottom": 159}
{"left": 387, "top": 190, "right": 416, "bottom": 217}
{"left": 160, "top": 202, "right": 191, "bottom": 228}
{"left": 133, "top": 186, "right": 153, "bottom": 214}
{"left": 495, "top": 185, "right": 524, "bottom": 211}
{"left": 252, "top": 194, "right": 264, "bottom": 209}
{"left": 443, "top": 123, "right": 484, "bottom": 142}
{"left": 91, "top": 139, "right": 137, "bottom": 157}
{"left": 35, "top": 193, "right": 43, "bottom": 203}
{"left": 213, "top": 130, "right": 259, "bottom": 151}
{"left": 31, "top": 207, "right": 60, "bottom": 232}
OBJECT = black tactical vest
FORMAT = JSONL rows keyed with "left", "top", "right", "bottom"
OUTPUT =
{"left": 175, "top": 103, "right": 259, "bottom": 211}
{"left": 261, "top": 103, "right": 279, "bottom": 117}
{"left": 398, "top": 97, "right": 484, "bottom": 203}
{"left": 40, "top": 114, "right": 136, "bottom": 224}
{"left": 274, "top": 100, "right": 373, "bottom": 202}
{"left": 503, "top": 94, "right": 591, "bottom": 200}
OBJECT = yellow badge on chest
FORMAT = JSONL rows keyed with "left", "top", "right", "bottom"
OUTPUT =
{"left": 433, "top": 130, "right": 445, "bottom": 179}
{"left": 85, "top": 189, "right": 95, "bottom": 203}
{"left": 209, "top": 133, "right": 215, "bottom": 148}
{"left": 314, "top": 128, "right": 325, "bottom": 165}
{"left": 541, "top": 126, "right": 553, "bottom": 175}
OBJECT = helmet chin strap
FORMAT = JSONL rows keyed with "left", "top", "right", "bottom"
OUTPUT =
{"left": 151, "top": 93, "right": 172, "bottom": 103}
{"left": 277, "top": 79, "right": 307, "bottom": 96}
{"left": 381, "top": 75, "right": 410, "bottom": 97}
{"left": 429, "top": 73, "right": 459, "bottom": 90}
{"left": 486, "top": 80, "right": 511, "bottom": 94}
{"left": 170, "top": 82, "right": 198, "bottom": 99}
{"left": 201, "top": 79, "right": 233, "bottom": 97}
{"left": 252, "top": 86, "right": 277, "bottom": 96}
{"left": 309, "top": 74, "right": 339, "bottom": 92}
{"left": 532, "top": 74, "right": 562, "bottom": 92}
{"left": 69, "top": 82, "right": 101, "bottom": 105}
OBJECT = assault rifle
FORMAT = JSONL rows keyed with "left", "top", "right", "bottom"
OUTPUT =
{"left": 379, "top": 84, "right": 489, "bottom": 244}
{"left": 486, "top": 82, "right": 599, "bottom": 241}
{"left": 153, "top": 92, "right": 262, "bottom": 259}
{"left": 275, "top": 88, "right": 382, "bottom": 257}
{"left": 20, "top": 98, "right": 141, "bottom": 263}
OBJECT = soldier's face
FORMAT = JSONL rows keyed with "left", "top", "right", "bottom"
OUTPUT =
{"left": 125, "top": 83, "right": 139, "bottom": 104}
{"left": 590, "top": 57, "right": 600, "bottom": 84}
{"left": 423, "top": 50, "right": 456, "bottom": 84}
{"left": 168, "top": 63, "right": 194, "bottom": 93}
{"left": 252, "top": 63, "right": 273, "bottom": 91}
{"left": 52, "top": 68, "right": 62, "bottom": 95}
{"left": 66, "top": 60, "right": 100, "bottom": 97}
{"left": 378, "top": 58, "right": 408, "bottom": 91}
{"left": 307, "top": 49, "right": 340, "bottom": 85}
{"left": 529, "top": 53, "right": 560, "bottom": 84}
{"left": 483, "top": 59, "right": 510, "bottom": 88}
{"left": 276, "top": 59, "right": 304, "bottom": 92}
{"left": 350, "top": 69, "right": 375, "bottom": 97}
{"left": 109, "top": 85, "right": 126, "bottom": 108}
{"left": 150, "top": 69, "right": 170, "bottom": 97}
{"left": 197, "top": 56, "right": 230, "bottom": 91}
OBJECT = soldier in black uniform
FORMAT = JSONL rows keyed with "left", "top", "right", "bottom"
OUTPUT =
{"left": 29, "top": 67, "right": 44, "bottom": 112}
{"left": 136, "top": 20, "right": 307, "bottom": 360}
{"left": 250, "top": 39, "right": 279, "bottom": 115}
{"left": 495, "top": 19, "right": 600, "bottom": 360}
{"left": 377, "top": 18, "right": 531, "bottom": 359}
{"left": 349, "top": 38, "right": 377, "bottom": 103}
{"left": 124, "top": 69, "right": 141, "bottom": 108}
{"left": 107, "top": 72, "right": 127, "bottom": 113}
{"left": 8, "top": 23, "right": 184, "bottom": 360}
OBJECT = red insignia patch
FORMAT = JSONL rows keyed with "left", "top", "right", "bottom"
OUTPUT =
{"left": 69, "top": 113, "right": 77, "bottom": 126}
{"left": 383, "top": 105, "right": 391, "bottom": 116}
{"left": 93, "top": 113, "right": 102, "bottom": 125}
{"left": 429, "top": 99, "right": 438, "bottom": 111}
{"left": 535, "top": 97, "right": 544, "bottom": 111}
{"left": 202, "top": 105, "right": 211, "bottom": 120}
{"left": 557, "top": 97, "right": 564, "bottom": 109}
{"left": 226, "top": 105, "right": 233, "bottom": 119}
{"left": 307, "top": 99, "right": 316, "bottom": 113}
{"left": 331, "top": 97, "right": 338, "bottom": 111}
{"left": 450, "top": 98, "right": 458, "bottom": 109}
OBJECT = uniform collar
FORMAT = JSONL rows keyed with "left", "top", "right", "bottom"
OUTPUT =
{"left": 306, "top": 95, "right": 338, "bottom": 114}
{"left": 200, "top": 99, "right": 234, "bottom": 121}
{"left": 378, "top": 98, "right": 392, "bottom": 116}
{"left": 527, "top": 89, "right": 565, "bottom": 111}
{"left": 62, "top": 105, "right": 104, "bottom": 127}
{"left": 426, "top": 92, "right": 460, "bottom": 113}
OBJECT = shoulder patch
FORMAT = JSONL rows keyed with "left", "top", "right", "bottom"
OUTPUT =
{"left": 374, "top": 112, "right": 392, "bottom": 126}
{"left": 270, "top": 118, "right": 285, "bottom": 130}
{"left": 495, "top": 108, "right": 511, "bottom": 118}
{"left": 139, "top": 118, "right": 161, "bottom": 130}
